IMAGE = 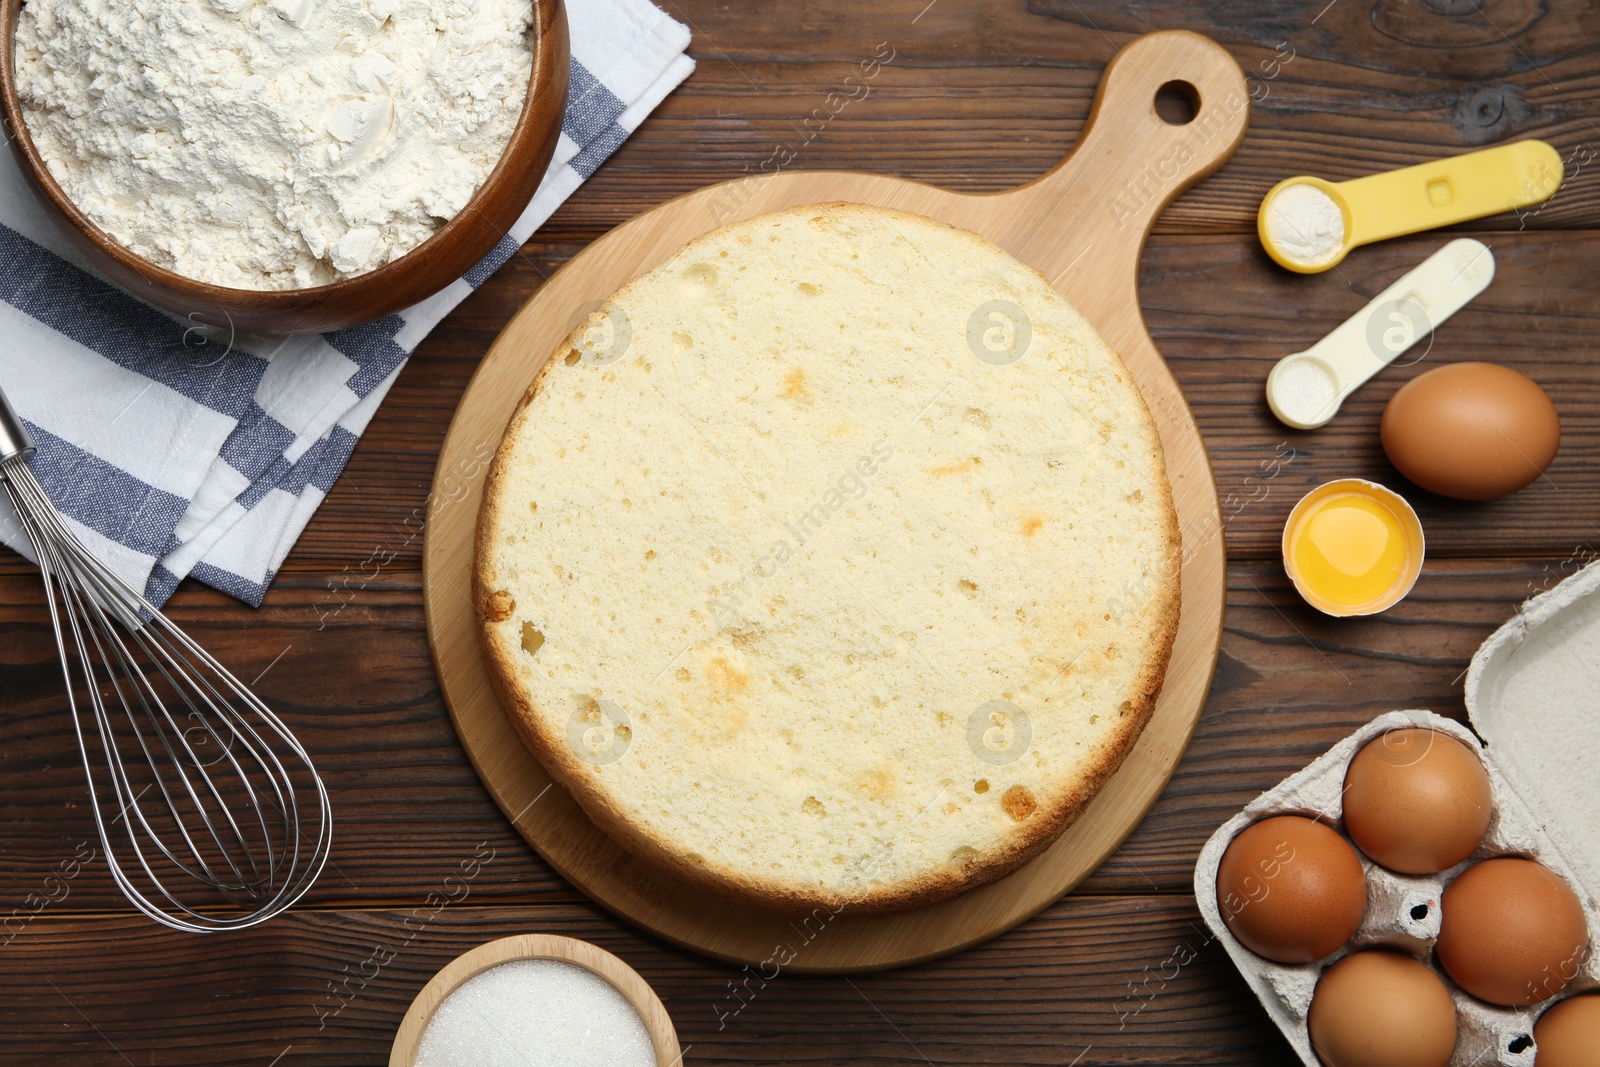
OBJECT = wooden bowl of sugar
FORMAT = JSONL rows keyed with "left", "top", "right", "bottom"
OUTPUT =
{"left": 390, "top": 934, "right": 681, "bottom": 1067}
{"left": 0, "top": 0, "right": 567, "bottom": 335}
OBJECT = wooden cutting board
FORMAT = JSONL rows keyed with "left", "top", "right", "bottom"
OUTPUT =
{"left": 422, "top": 29, "right": 1245, "bottom": 973}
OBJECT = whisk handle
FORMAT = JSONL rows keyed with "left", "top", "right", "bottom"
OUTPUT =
{"left": 0, "top": 385, "right": 35, "bottom": 465}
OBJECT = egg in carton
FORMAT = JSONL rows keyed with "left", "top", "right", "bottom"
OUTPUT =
{"left": 1195, "top": 559, "right": 1600, "bottom": 1066}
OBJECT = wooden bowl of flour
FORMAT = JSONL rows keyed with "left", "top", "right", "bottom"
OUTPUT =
{"left": 0, "top": 0, "right": 568, "bottom": 335}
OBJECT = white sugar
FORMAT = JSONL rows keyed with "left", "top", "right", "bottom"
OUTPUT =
{"left": 1265, "top": 183, "right": 1345, "bottom": 267}
{"left": 1272, "top": 358, "right": 1339, "bottom": 425}
{"left": 416, "top": 959, "right": 657, "bottom": 1067}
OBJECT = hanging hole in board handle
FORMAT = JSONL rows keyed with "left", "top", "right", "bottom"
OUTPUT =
{"left": 1155, "top": 80, "right": 1200, "bottom": 125}
{"left": 996, "top": 31, "right": 1248, "bottom": 243}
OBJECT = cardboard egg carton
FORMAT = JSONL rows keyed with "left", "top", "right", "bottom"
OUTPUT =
{"left": 1195, "top": 560, "right": 1600, "bottom": 1066}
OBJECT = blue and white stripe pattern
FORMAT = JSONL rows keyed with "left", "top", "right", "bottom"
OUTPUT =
{"left": 0, "top": 0, "right": 692, "bottom": 607}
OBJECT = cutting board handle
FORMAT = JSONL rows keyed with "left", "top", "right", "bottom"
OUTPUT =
{"left": 997, "top": 30, "right": 1249, "bottom": 285}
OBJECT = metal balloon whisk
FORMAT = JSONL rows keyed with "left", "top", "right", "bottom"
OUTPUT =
{"left": 0, "top": 386, "right": 330, "bottom": 932}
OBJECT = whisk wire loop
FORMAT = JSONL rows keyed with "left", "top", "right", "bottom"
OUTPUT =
{"left": 1, "top": 451, "right": 331, "bottom": 933}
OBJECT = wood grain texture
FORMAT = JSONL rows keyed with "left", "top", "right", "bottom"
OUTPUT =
{"left": 0, "top": 559, "right": 1544, "bottom": 907}
{"left": 423, "top": 29, "right": 1240, "bottom": 972}
{"left": 524, "top": 0, "right": 1600, "bottom": 239}
{"left": 0, "top": 0, "right": 1595, "bottom": 1059}
{"left": 0, "top": 228, "right": 1580, "bottom": 578}
{"left": 401, "top": 230, "right": 1599, "bottom": 563}
{"left": 0, "top": 900, "right": 1287, "bottom": 1066}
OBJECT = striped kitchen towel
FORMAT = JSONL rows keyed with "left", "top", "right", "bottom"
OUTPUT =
{"left": 0, "top": 0, "right": 692, "bottom": 607}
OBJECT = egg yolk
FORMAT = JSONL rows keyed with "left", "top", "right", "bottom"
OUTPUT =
{"left": 1288, "top": 492, "right": 1412, "bottom": 613}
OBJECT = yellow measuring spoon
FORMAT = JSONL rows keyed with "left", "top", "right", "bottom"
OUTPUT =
{"left": 1258, "top": 139, "right": 1562, "bottom": 273}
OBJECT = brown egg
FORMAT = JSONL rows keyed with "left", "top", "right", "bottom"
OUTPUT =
{"left": 1217, "top": 815, "right": 1367, "bottom": 964}
{"left": 1436, "top": 857, "right": 1590, "bottom": 1006}
{"left": 1308, "top": 951, "right": 1458, "bottom": 1067}
{"left": 1535, "top": 994, "right": 1600, "bottom": 1067}
{"left": 1342, "top": 728, "right": 1493, "bottom": 874}
{"left": 1381, "top": 362, "right": 1560, "bottom": 500}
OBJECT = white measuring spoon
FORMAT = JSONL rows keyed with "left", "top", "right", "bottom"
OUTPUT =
{"left": 1265, "top": 238, "right": 1496, "bottom": 430}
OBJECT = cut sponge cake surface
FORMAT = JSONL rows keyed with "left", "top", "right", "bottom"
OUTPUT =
{"left": 476, "top": 203, "right": 1181, "bottom": 913}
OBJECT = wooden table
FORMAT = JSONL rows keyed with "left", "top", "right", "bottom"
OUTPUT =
{"left": 1, "top": 2, "right": 1595, "bottom": 1063}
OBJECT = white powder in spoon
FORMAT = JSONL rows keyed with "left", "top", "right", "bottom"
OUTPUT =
{"left": 1271, "top": 357, "right": 1340, "bottom": 426}
{"left": 416, "top": 959, "right": 658, "bottom": 1067}
{"left": 1264, "top": 183, "right": 1346, "bottom": 268}
{"left": 15, "top": 0, "right": 533, "bottom": 291}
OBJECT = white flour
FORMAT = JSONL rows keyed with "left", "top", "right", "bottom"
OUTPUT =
{"left": 15, "top": 0, "right": 534, "bottom": 291}
{"left": 1264, "top": 182, "right": 1345, "bottom": 268}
